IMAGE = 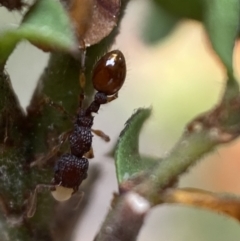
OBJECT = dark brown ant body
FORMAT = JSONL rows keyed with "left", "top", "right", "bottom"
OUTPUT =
{"left": 27, "top": 50, "right": 126, "bottom": 217}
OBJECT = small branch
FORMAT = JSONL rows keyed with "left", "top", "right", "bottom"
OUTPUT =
{"left": 133, "top": 76, "right": 240, "bottom": 204}
{"left": 161, "top": 188, "right": 240, "bottom": 222}
{"left": 95, "top": 75, "right": 240, "bottom": 241}
{"left": 94, "top": 192, "right": 150, "bottom": 241}
{"left": 134, "top": 129, "right": 219, "bottom": 203}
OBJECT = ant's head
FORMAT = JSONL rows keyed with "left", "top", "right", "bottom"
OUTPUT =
{"left": 92, "top": 50, "right": 126, "bottom": 96}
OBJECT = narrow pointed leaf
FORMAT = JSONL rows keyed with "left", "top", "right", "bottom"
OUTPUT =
{"left": 115, "top": 108, "right": 152, "bottom": 184}
{"left": 154, "top": 0, "right": 203, "bottom": 20}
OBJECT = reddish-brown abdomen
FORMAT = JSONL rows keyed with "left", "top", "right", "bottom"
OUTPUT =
{"left": 92, "top": 50, "right": 126, "bottom": 95}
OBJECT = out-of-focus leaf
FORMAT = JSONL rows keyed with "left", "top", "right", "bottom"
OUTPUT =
{"left": 152, "top": 0, "right": 240, "bottom": 73}
{"left": 115, "top": 108, "right": 152, "bottom": 184}
{"left": 0, "top": 0, "right": 78, "bottom": 66}
{"left": 203, "top": 0, "right": 240, "bottom": 73}
{"left": 141, "top": 1, "right": 178, "bottom": 44}
{"left": 68, "top": 0, "right": 121, "bottom": 46}
{"left": 154, "top": 0, "right": 204, "bottom": 21}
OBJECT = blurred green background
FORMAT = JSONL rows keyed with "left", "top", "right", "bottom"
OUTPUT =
{"left": 1, "top": 0, "right": 240, "bottom": 240}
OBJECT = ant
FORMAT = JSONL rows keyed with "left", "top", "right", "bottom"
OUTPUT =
{"left": 26, "top": 49, "right": 126, "bottom": 218}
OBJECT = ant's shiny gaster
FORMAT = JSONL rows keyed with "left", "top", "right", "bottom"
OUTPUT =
{"left": 27, "top": 50, "right": 126, "bottom": 218}
{"left": 92, "top": 50, "right": 126, "bottom": 95}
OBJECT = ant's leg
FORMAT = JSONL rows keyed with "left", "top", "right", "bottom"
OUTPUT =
{"left": 85, "top": 129, "right": 111, "bottom": 159}
{"left": 3, "top": 115, "right": 9, "bottom": 144}
{"left": 72, "top": 191, "right": 84, "bottom": 210}
{"left": 0, "top": 194, "right": 24, "bottom": 225}
{"left": 26, "top": 184, "right": 55, "bottom": 218}
{"left": 0, "top": 194, "right": 10, "bottom": 217}
{"left": 78, "top": 40, "right": 87, "bottom": 108}
{"left": 30, "top": 130, "right": 72, "bottom": 167}
{"left": 32, "top": 91, "right": 74, "bottom": 168}
{"left": 91, "top": 129, "right": 110, "bottom": 142}
{"left": 31, "top": 96, "right": 73, "bottom": 167}
{"left": 2, "top": 111, "right": 12, "bottom": 145}
{"left": 107, "top": 92, "right": 118, "bottom": 103}
{"left": 43, "top": 96, "right": 73, "bottom": 121}
{"left": 79, "top": 61, "right": 86, "bottom": 90}
{"left": 84, "top": 147, "right": 94, "bottom": 159}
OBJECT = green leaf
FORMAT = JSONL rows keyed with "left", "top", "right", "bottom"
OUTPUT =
{"left": 0, "top": 0, "right": 78, "bottom": 66}
{"left": 153, "top": 0, "right": 240, "bottom": 74}
{"left": 115, "top": 108, "right": 152, "bottom": 184}
{"left": 142, "top": 1, "right": 178, "bottom": 44}
{"left": 154, "top": 0, "right": 204, "bottom": 21}
{"left": 203, "top": 0, "right": 240, "bottom": 73}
